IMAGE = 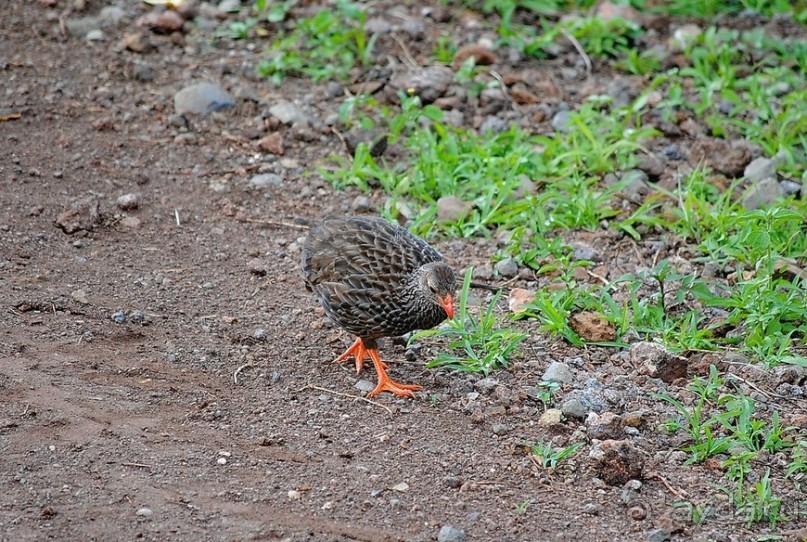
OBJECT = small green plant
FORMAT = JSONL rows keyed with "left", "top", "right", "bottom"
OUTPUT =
{"left": 514, "top": 498, "right": 531, "bottom": 515}
{"left": 530, "top": 440, "right": 584, "bottom": 469}
{"left": 257, "top": 0, "right": 376, "bottom": 83}
{"left": 740, "top": 469, "right": 786, "bottom": 528}
{"left": 410, "top": 268, "right": 527, "bottom": 375}
{"left": 673, "top": 500, "right": 714, "bottom": 525}
{"left": 535, "top": 380, "right": 561, "bottom": 409}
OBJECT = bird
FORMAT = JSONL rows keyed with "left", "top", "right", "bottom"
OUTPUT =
{"left": 302, "top": 215, "right": 457, "bottom": 398}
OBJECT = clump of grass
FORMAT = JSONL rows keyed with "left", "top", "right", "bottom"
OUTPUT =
{"left": 529, "top": 440, "right": 584, "bottom": 469}
{"left": 410, "top": 268, "right": 527, "bottom": 375}
{"left": 257, "top": 0, "right": 375, "bottom": 84}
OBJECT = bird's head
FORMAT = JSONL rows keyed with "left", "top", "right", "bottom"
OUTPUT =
{"left": 419, "top": 262, "right": 457, "bottom": 319}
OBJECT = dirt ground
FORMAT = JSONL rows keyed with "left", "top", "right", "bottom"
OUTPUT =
{"left": 1, "top": 1, "right": 805, "bottom": 541}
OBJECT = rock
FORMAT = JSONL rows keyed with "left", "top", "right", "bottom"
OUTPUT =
{"left": 542, "top": 361, "right": 573, "bottom": 385}
{"left": 560, "top": 399, "right": 587, "bottom": 419}
{"left": 492, "top": 423, "right": 509, "bottom": 436}
{"left": 257, "top": 132, "right": 284, "bottom": 155}
{"left": 117, "top": 193, "right": 139, "bottom": 211}
{"left": 218, "top": 0, "right": 241, "bottom": 13}
{"left": 129, "top": 310, "right": 147, "bottom": 325}
{"left": 741, "top": 177, "right": 785, "bottom": 210}
{"left": 85, "top": 29, "right": 104, "bottom": 41}
{"left": 569, "top": 312, "right": 616, "bottom": 342}
{"left": 111, "top": 310, "right": 126, "bottom": 324}
{"left": 71, "top": 289, "right": 89, "bottom": 305}
{"left": 473, "top": 377, "right": 499, "bottom": 393}
{"left": 630, "top": 342, "right": 687, "bottom": 383}
{"left": 246, "top": 258, "right": 267, "bottom": 276}
{"left": 662, "top": 144, "right": 682, "bottom": 161}
{"left": 494, "top": 257, "right": 518, "bottom": 278}
{"left": 133, "top": 64, "right": 154, "bottom": 83}
{"left": 437, "top": 525, "right": 466, "bottom": 542}
{"left": 436, "top": 196, "right": 473, "bottom": 222}
{"left": 689, "top": 138, "right": 754, "bottom": 177}
{"left": 54, "top": 196, "right": 101, "bottom": 234}
{"left": 551, "top": 110, "right": 571, "bottom": 133}
{"left": 586, "top": 411, "right": 625, "bottom": 440}
{"left": 479, "top": 116, "right": 507, "bottom": 134}
{"left": 119, "top": 216, "right": 141, "bottom": 230}
{"left": 351, "top": 195, "right": 372, "bottom": 212}
{"left": 269, "top": 101, "right": 308, "bottom": 125}
{"left": 538, "top": 408, "right": 563, "bottom": 427}
{"left": 365, "top": 17, "right": 391, "bottom": 34}
{"left": 671, "top": 24, "right": 701, "bottom": 50}
{"left": 355, "top": 379, "right": 375, "bottom": 393}
{"left": 590, "top": 439, "right": 644, "bottom": 486}
{"left": 386, "top": 66, "right": 454, "bottom": 104}
{"left": 136, "top": 507, "right": 153, "bottom": 517}
{"left": 636, "top": 154, "right": 665, "bottom": 179}
{"left": 174, "top": 82, "right": 234, "bottom": 115}
{"left": 508, "top": 288, "right": 535, "bottom": 314}
{"left": 452, "top": 44, "right": 497, "bottom": 71}
{"left": 781, "top": 180, "right": 802, "bottom": 196}
{"left": 646, "top": 528, "right": 672, "bottom": 542}
{"left": 137, "top": 9, "right": 186, "bottom": 33}
{"left": 572, "top": 242, "right": 597, "bottom": 261}
{"left": 744, "top": 157, "right": 777, "bottom": 183}
{"left": 248, "top": 173, "right": 283, "bottom": 188}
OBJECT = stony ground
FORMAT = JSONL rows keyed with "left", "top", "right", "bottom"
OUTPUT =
{"left": 1, "top": 1, "right": 805, "bottom": 541}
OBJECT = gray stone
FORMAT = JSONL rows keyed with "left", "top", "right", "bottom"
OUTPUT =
{"left": 437, "top": 525, "right": 466, "bottom": 542}
{"left": 647, "top": 528, "right": 672, "bottom": 542}
{"left": 355, "top": 380, "right": 375, "bottom": 393}
{"left": 117, "top": 193, "right": 139, "bottom": 211}
{"left": 436, "top": 195, "right": 472, "bottom": 222}
{"left": 741, "top": 177, "right": 785, "bottom": 210}
{"left": 65, "top": 16, "right": 101, "bottom": 37}
{"left": 630, "top": 342, "right": 687, "bottom": 383}
{"left": 542, "top": 361, "right": 573, "bottom": 385}
{"left": 551, "top": 109, "right": 571, "bottom": 133}
{"left": 253, "top": 328, "right": 268, "bottom": 341}
{"left": 99, "top": 6, "right": 126, "bottom": 25}
{"left": 174, "top": 82, "right": 234, "bottom": 115}
{"left": 136, "top": 507, "right": 153, "bottom": 517}
{"left": 636, "top": 154, "right": 665, "bottom": 179}
{"left": 248, "top": 173, "right": 283, "bottom": 188}
{"left": 365, "top": 17, "right": 391, "bottom": 34}
{"left": 85, "top": 29, "right": 104, "bottom": 41}
{"left": 781, "top": 180, "right": 802, "bottom": 196}
{"left": 492, "top": 423, "right": 509, "bottom": 436}
{"left": 561, "top": 399, "right": 587, "bottom": 419}
{"left": 269, "top": 101, "right": 308, "bottom": 125}
{"left": 71, "top": 289, "right": 89, "bottom": 305}
{"left": 351, "top": 195, "right": 372, "bottom": 212}
{"left": 495, "top": 258, "right": 518, "bottom": 278}
{"left": 473, "top": 377, "right": 499, "bottom": 393}
{"left": 479, "top": 115, "right": 507, "bottom": 134}
{"left": 111, "top": 310, "right": 126, "bottom": 324}
{"left": 572, "top": 242, "right": 597, "bottom": 261}
{"left": 744, "top": 157, "right": 777, "bottom": 183}
{"left": 387, "top": 66, "right": 453, "bottom": 104}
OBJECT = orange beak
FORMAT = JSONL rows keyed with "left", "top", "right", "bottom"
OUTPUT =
{"left": 440, "top": 295, "right": 455, "bottom": 319}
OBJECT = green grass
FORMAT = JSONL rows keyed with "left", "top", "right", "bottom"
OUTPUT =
{"left": 409, "top": 268, "right": 527, "bottom": 375}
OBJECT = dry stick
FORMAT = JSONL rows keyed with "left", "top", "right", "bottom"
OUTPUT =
{"left": 298, "top": 384, "right": 394, "bottom": 416}
{"left": 586, "top": 269, "right": 610, "bottom": 286}
{"left": 562, "top": 29, "right": 592, "bottom": 76}
{"left": 121, "top": 462, "right": 152, "bottom": 468}
{"left": 391, "top": 33, "right": 420, "bottom": 70}
{"left": 489, "top": 70, "right": 520, "bottom": 114}
{"left": 233, "top": 363, "right": 254, "bottom": 385}
{"left": 647, "top": 471, "right": 688, "bottom": 501}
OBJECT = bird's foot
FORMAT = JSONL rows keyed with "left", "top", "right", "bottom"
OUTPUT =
{"left": 333, "top": 338, "right": 387, "bottom": 374}
{"left": 366, "top": 348, "right": 421, "bottom": 398}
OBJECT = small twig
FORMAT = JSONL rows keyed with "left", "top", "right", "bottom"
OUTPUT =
{"left": 585, "top": 269, "right": 610, "bottom": 286}
{"left": 391, "top": 34, "right": 420, "bottom": 69}
{"left": 561, "top": 29, "right": 592, "bottom": 76}
{"left": 243, "top": 217, "right": 310, "bottom": 230}
{"left": 298, "top": 384, "right": 394, "bottom": 416}
{"left": 121, "top": 462, "right": 152, "bottom": 468}
{"left": 233, "top": 363, "right": 254, "bottom": 385}
{"left": 174, "top": 209, "right": 181, "bottom": 226}
{"left": 489, "top": 70, "right": 519, "bottom": 113}
{"left": 331, "top": 127, "right": 350, "bottom": 155}
{"left": 647, "top": 471, "right": 688, "bottom": 501}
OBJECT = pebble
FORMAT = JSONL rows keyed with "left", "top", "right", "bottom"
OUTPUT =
{"left": 743, "top": 157, "right": 777, "bottom": 183}
{"left": 257, "top": 132, "right": 284, "bottom": 155}
{"left": 436, "top": 195, "right": 472, "bottom": 221}
{"left": 741, "top": 177, "right": 785, "bottom": 209}
{"left": 247, "top": 258, "right": 268, "bottom": 276}
{"left": 491, "top": 423, "right": 509, "bottom": 436}
{"left": 351, "top": 195, "right": 372, "bottom": 212}
{"left": 129, "top": 310, "right": 147, "bottom": 324}
{"left": 111, "top": 310, "right": 126, "bottom": 324}
{"left": 551, "top": 110, "right": 571, "bottom": 133}
{"left": 437, "top": 525, "right": 466, "bottom": 542}
{"left": 85, "top": 29, "right": 104, "bottom": 41}
{"left": 136, "top": 507, "right": 153, "bottom": 517}
{"left": 71, "top": 289, "right": 89, "bottom": 305}
{"left": 355, "top": 379, "right": 375, "bottom": 393}
{"left": 287, "top": 490, "right": 301, "bottom": 500}
{"left": 508, "top": 288, "right": 535, "bottom": 313}
{"left": 571, "top": 242, "right": 597, "bottom": 261}
{"left": 174, "top": 82, "right": 234, "bottom": 115}
{"left": 671, "top": 24, "right": 701, "bottom": 50}
{"left": 589, "top": 439, "right": 644, "bottom": 486}
{"left": 269, "top": 101, "right": 308, "bottom": 125}
{"left": 781, "top": 180, "right": 802, "bottom": 196}
{"left": 495, "top": 257, "right": 518, "bottom": 278}
{"left": 647, "top": 528, "right": 672, "bottom": 542}
{"left": 662, "top": 144, "right": 682, "bottom": 161}
{"left": 538, "top": 408, "right": 563, "bottom": 427}
{"left": 253, "top": 328, "right": 268, "bottom": 341}
{"left": 473, "top": 377, "right": 499, "bottom": 393}
{"left": 117, "top": 193, "right": 139, "bottom": 211}
{"left": 542, "top": 361, "right": 573, "bottom": 385}
{"left": 386, "top": 66, "right": 453, "bottom": 104}
{"left": 560, "top": 399, "right": 587, "bottom": 419}
{"left": 630, "top": 342, "right": 687, "bottom": 383}
{"left": 134, "top": 64, "right": 154, "bottom": 83}
{"left": 248, "top": 173, "right": 283, "bottom": 188}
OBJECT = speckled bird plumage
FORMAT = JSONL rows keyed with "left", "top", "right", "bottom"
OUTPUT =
{"left": 302, "top": 216, "right": 456, "bottom": 341}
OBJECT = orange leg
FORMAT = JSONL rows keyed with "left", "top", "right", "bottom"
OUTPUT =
{"left": 367, "top": 348, "right": 422, "bottom": 398}
{"left": 333, "top": 337, "right": 387, "bottom": 374}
